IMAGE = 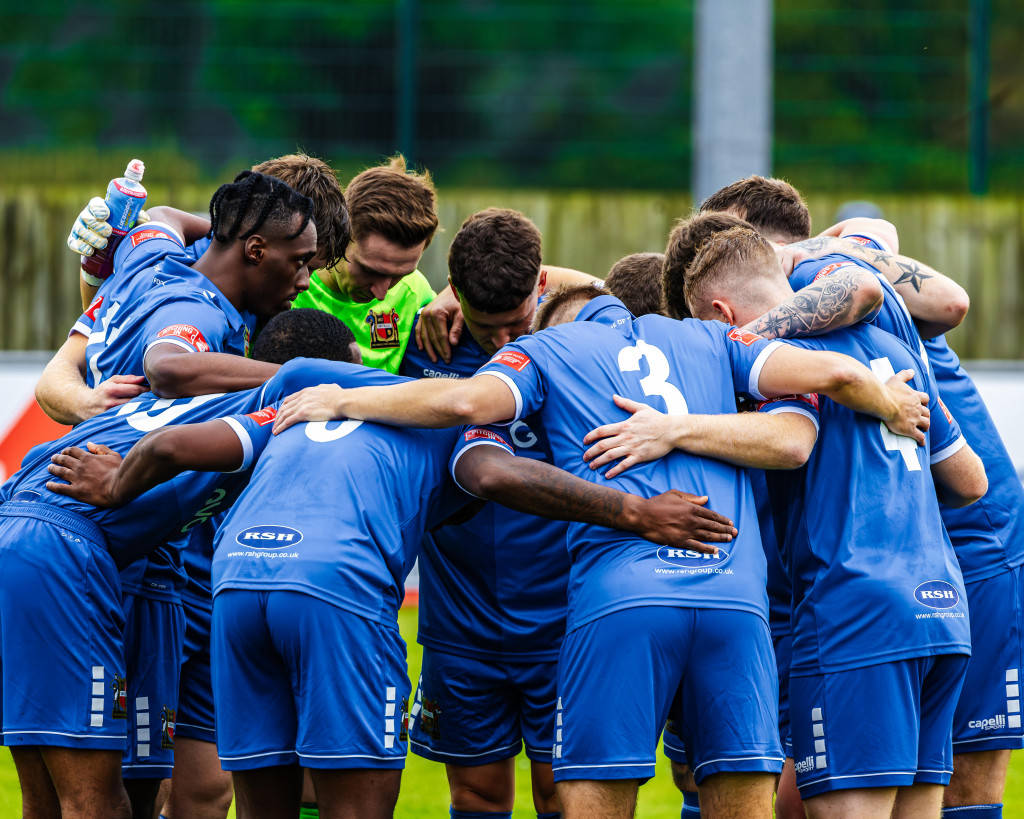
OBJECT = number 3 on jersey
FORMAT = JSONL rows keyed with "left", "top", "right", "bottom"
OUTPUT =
{"left": 617, "top": 340, "right": 688, "bottom": 415}
{"left": 869, "top": 356, "right": 922, "bottom": 472}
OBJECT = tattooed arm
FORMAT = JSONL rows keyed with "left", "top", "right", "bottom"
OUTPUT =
{"left": 778, "top": 236, "right": 969, "bottom": 338}
{"left": 454, "top": 442, "right": 737, "bottom": 552}
{"left": 742, "top": 265, "right": 884, "bottom": 339}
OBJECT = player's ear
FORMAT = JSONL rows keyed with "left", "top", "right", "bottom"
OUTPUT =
{"left": 710, "top": 298, "right": 735, "bottom": 325}
{"left": 448, "top": 278, "right": 460, "bottom": 300}
{"left": 537, "top": 268, "right": 548, "bottom": 295}
{"left": 244, "top": 235, "right": 266, "bottom": 266}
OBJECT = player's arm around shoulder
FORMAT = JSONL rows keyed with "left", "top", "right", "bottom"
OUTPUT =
{"left": 36, "top": 333, "right": 148, "bottom": 425}
{"left": 273, "top": 372, "right": 518, "bottom": 433}
{"left": 582, "top": 394, "right": 817, "bottom": 477}
{"left": 46, "top": 420, "right": 248, "bottom": 508}
{"left": 756, "top": 344, "right": 930, "bottom": 444}
{"left": 454, "top": 437, "right": 735, "bottom": 552}
{"left": 143, "top": 344, "right": 279, "bottom": 399}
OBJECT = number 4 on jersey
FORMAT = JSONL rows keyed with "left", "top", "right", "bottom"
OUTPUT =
{"left": 869, "top": 356, "right": 922, "bottom": 472}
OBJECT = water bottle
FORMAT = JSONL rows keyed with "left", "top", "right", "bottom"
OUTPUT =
{"left": 81, "top": 158, "right": 147, "bottom": 280}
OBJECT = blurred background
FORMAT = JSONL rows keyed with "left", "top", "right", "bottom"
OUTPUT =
{"left": 0, "top": 0, "right": 1022, "bottom": 472}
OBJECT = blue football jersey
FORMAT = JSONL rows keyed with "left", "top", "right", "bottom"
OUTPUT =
{"left": 760, "top": 324, "right": 970, "bottom": 676}
{"left": 924, "top": 335, "right": 1024, "bottom": 581}
{"left": 1, "top": 390, "right": 272, "bottom": 568}
{"left": 476, "top": 295, "right": 786, "bottom": 632}
{"left": 402, "top": 313, "right": 571, "bottom": 660}
{"left": 211, "top": 409, "right": 514, "bottom": 630}
{"left": 749, "top": 468, "right": 792, "bottom": 637}
{"left": 84, "top": 272, "right": 256, "bottom": 389}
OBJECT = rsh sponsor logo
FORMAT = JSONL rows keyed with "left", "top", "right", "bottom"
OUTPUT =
{"left": 913, "top": 580, "right": 959, "bottom": 609}
{"left": 656, "top": 547, "right": 730, "bottom": 569}
{"left": 235, "top": 525, "right": 304, "bottom": 551}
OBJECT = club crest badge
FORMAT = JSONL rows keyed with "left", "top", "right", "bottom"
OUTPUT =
{"left": 110, "top": 674, "right": 128, "bottom": 720}
{"left": 160, "top": 705, "right": 176, "bottom": 749}
{"left": 420, "top": 696, "right": 442, "bottom": 739}
{"left": 366, "top": 309, "right": 401, "bottom": 350}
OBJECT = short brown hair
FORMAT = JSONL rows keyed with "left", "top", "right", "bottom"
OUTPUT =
{"left": 699, "top": 175, "right": 811, "bottom": 243}
{"left": 344, "top": 155, "right": 439, "bottom": 249}
{"left": 533, "top": 283, "right": 611, "bottom": 332}
{"left": 252, "top": 154, "right": 350, "bottom": 270}
{"left": 605, "top": 253, "right": 666, "bottom": 317}
{"left": 448, "top": 208, "right": 542, "bottom": 313}
{"left": 662, "top": 212, "right": 751, "bottom": 320}
{"left": 685, "top": 226, "right": 779, "bottom": 319}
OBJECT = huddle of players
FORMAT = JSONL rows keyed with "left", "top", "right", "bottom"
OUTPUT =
{"left": 0, "top": 156, "right": 1016, "bottom": 819}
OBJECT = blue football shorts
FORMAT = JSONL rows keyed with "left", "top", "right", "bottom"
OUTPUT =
{"left": 212, "top": 589, "right": 409, "bottom": 771}
{"left": 409, "top": 646, "right": 557, "bottom": 765}
{"left": 663, "top": 627, "right": 793, "bottom": 766}
{"left": 0, "top": 503, "right": 127, "bottom": 750}
{"left": 951, "top": 565, "right": 1024, "bottom": 753}
{"left": 790, "top": 653, "right": 969, "bottom": 799}
{"left": 121, "top": 592, "right": 184, "bottom": 779}
{"left": 176, "top": 597, "right": 215, "bottom": 743}
{"left": 554, "top": 606, "right": 783, "bottom": 784}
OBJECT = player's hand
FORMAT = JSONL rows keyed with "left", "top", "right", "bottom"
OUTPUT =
{"left": 582, "top": 394, "right": 679, "bottom": 478}
{"left": 79, "top": 375, "right": 150, "bottom": 420}
{"left": 45, "top": 442, "right": 124, "bottom": 507}
{"left": 67, "top": 198, "right": 151, "bottom": 257}
{"left": 273, "top": 384, "right": 346, "bottom": 434}
{"left": 415, "top": 287, "right": 464, "bottom": 364}
{"left": 884, "top": 369, "right": 930, "bottom": 445}
{"left": 631, "top": 490, "right": 736, "bottom": 554}
{"left": 67, "top": 198, "right": 112, "bottom": 256}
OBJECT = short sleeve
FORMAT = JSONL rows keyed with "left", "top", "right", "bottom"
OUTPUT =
{"left": 756, "top": 393, "right": 821, "bottom": 435}
{"left": 142, "top": 297, "right": 230, "bottom": 356}
{"left": 475, "top": 337, "right": 548, "bottom": 422}
{"left": 842, "top": 233, "right": 892, "bottom": 254}
{"left": 718, "top": 325, "right": 786, "bottom": 402}
{"left": 929, "top": 392, "right": 966, "bottom": 465}
{"left": 448, "top": 425, "right": 515, "bottom": 497}
{"left": 113, "top": 223, "right": 186, "bottom": 279}
{"left": 220, "top": 403, "right": 280, "bottom": 473}
{"left": 72, "top": 293, "right": 107, "bottom": 337}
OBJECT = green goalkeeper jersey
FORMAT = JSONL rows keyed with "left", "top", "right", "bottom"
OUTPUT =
{"left": 293, "top": 270, "right": 435, "bottom": 374}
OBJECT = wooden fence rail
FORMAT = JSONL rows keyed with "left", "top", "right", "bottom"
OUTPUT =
{"left": 1, "top": 187, "right": 1021, "bottom": 358}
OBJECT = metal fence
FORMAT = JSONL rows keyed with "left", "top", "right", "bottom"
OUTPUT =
{"left": 2, "top": 186, "right": 1021, "bottom": 358}
{"left": 0, "top": 0, "right": 1020, "bottom": 192}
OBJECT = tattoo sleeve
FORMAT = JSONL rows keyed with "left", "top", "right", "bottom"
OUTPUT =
{"left": 745, "top": 269, "right": 873, "bottom": 339}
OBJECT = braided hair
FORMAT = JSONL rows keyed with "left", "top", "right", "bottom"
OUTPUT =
{"left": 208, "top": 171, "right": 315, "bottom": 246}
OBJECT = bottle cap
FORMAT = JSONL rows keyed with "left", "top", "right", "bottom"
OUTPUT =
{"left": 124, "top": 159, "right": 145, "bottom": 182}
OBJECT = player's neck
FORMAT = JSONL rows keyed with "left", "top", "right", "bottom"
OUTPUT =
{"left": 192, "top": 246, "right": 246, "bottom": 313}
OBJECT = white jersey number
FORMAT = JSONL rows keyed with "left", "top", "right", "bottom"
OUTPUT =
{"left": 617, "top": 340, "right": 688, "bottom": 415}
{"left": 869, "top": 356, "right": 922, "bottom": 472}
{"left": 117, "top": 393, "right": 226, "bottom": 432}
{"left": 304, "top": 419, "right": 364, "bottom": 442}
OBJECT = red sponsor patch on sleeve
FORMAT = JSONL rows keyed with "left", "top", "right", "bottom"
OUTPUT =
{"left": 84, "top": 295, "right": 104, "bottom": 322}
{"left": 463, "top": 428, "right": 508, "bottom": 445}
{"left": 937, "top": 397, "right": 954, "bottom": 424}
{"left": 156, "top": 324, "right": 210, "bottom": 352}
{"left": 727, "top": 327, "right": 764, "bottom": 347}
{"left": 245, "top": 407, "right": 277, "bottom": 426}
{"left": 490, "top": 350, "right": 531, "bottom": 372}
{"left": 844, "top": 234, "right": 872, "bottom": 246}
{"left": 757, "top": 393, "right": 820, "bottom": 412}
{"left": 130, "top": 228, "right": 176, "bottom": 248}
{"left": 812, "top": 261, "right": 858, "bottom": 281}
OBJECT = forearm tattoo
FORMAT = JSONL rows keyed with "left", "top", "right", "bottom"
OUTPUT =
{"left": 892, "top": 259, "right": 933, "bottom": 293}
{"left": 747, "top": 270, "right": 868, "bottom": 339}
